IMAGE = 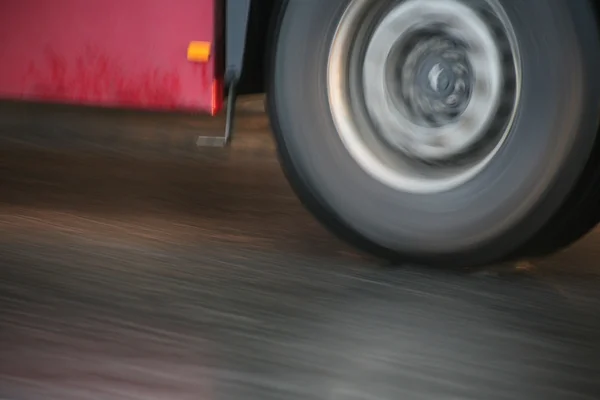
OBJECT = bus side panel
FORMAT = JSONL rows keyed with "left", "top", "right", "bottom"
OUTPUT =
{"left": 0, "top": 0, "right": 223, "bottom": 115}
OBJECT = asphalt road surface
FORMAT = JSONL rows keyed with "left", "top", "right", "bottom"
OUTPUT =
{"left": 0, "top": 99, "right": 600, "bottom": 400}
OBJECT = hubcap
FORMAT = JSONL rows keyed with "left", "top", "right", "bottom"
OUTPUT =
{"left": 407, "top": 40, "right": 472, "bottom": 124}
{"left": 328, "top": 0, "right": 521, "bottom": 193}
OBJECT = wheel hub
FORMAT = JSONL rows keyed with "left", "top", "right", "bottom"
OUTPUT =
{"left": 362, "top": 0, "right": 506, "bottom": 162}
{"left": 403, "top": 38, "right": 473, "bottom": 127}
{"left": 422, "top": 59, "right": 454, "bottom": 96}
{"left": 327, "top": 0, "right": 520, "bottom": 193}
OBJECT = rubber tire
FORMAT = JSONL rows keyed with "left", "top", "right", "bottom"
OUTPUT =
{"left": 519, "top": 126, "right": 600, "bottom": 259}
{"left": 267, "top": 0, "right": 600, "bottom": 268}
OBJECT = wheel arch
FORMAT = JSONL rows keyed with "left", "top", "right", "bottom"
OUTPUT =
{"left": 236, "top": 0, "right": 279, "bottom": 95}
{"left": 238, "top": 0, "right": 600, "bottom": 96}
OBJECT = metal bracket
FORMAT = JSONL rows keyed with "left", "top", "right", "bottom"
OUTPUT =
{"left": 196, "top": 78, "right": 238, "bottom": 147}
{"left": 197, "top": 0, "right": 252, "bottom": 147}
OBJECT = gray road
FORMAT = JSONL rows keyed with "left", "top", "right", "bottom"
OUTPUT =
{"left": 0, "top": 100, "right": 599, "bottom": 400}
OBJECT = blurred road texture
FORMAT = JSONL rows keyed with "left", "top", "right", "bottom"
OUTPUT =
{"left": 0, "top": 97, "right": 599, "bottom": 400}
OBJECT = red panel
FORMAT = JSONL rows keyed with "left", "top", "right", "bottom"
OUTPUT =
{"left": 0, "top": 0, "right": 223, "bottom": 115}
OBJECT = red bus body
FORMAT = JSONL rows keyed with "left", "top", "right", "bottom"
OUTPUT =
{"left": 0, "top": 0, "right": 223, "bottom": 115}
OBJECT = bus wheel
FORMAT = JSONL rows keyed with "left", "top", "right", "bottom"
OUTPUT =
{"left": 267, "top": 0, "right": 600, "bottom": 267}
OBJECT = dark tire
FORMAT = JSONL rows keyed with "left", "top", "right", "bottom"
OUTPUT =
{"left": 520, "top": 130, "right": 600, "bottom": 259}
{"left": 267, "top": 0, "right": 600, "bottom": 267}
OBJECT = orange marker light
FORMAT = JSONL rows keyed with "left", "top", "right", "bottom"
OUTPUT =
{"left": 187, "top": 41, "right": 211, "bottom": 63}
